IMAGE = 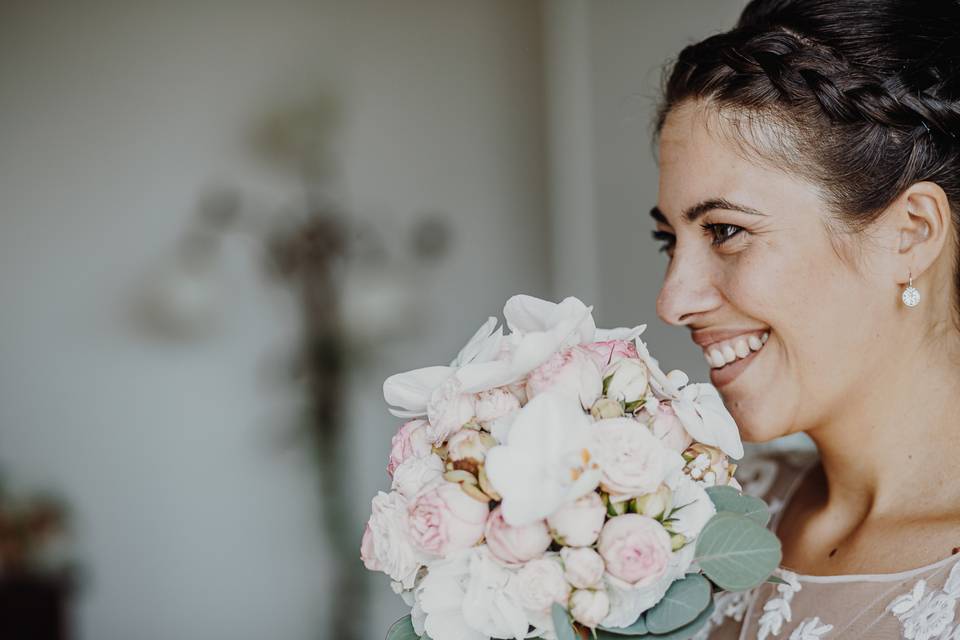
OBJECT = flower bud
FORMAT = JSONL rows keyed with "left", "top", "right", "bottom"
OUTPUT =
{"left": 603, "top": 358, "right": 649, "bottom": 404}
{"left": 570, "top": 589, "right": 610, "bottom": 628}
{"left": 485, "top": 506, "right": 552, "bottom": 564}
{"left": 561, "top": 546, "right": 605, "bottom": 589}
{"left": 631, "top": 484, "right": 672, "bottom": 520}
{"left": 670, "top": 533, "right": 688, "bottom": 552}
{"left": 590, "top": 397, "right": 624, "bottom": 420}
{"left": 547, "top": 492, "right": 606, "bottom": 547}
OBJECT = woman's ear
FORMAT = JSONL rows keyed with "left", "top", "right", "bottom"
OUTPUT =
{"left": 894, "top": 181, "right": 952, "bottom": 283}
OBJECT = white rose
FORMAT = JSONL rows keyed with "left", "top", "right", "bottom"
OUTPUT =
{"left": 561, "top": 546, "right": 605, "bottom": 589}
{"left": 603, "top": 358, "right": 649, "bottom": 404}
{"left": 360, "top": 491, "right": 428, "bottom": 590}
{"left": 592, "top": 418, "right": 684, "bottom": 500}
{"left": 426, "top": 376, "right": 476, "bottom": 444}
{"left": 547, "top": 492, "right": 606, "bottom": 547}
{"left": 570, "top": 589, "right": 611, "bottom": 628}
{"left": 391, "top": 453, "right": 444, "bottom": 500}
{"left": 513, "top": 556, "right": 571, "bottom": 613}
{"left": 474, "top": 387, "right": 521, "bottom": 424}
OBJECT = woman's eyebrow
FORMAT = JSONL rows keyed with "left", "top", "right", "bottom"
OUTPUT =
{"left": 650, "top": 198, "right": 769, "bottom": 225}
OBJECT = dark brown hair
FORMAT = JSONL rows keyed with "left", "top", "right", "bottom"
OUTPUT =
{"left": 657, "top": 0, "right": 960, "bottom": 310}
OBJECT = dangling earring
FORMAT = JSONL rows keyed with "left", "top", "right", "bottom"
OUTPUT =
{"left": 902, "top": 270, "right": 920, "bottom": 308}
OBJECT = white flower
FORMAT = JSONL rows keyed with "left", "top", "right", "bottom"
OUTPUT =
{"left": 484, "top": 392, "right": 601, "bottom": 526}
{"left": 789, "top": 616, "right": 834, "bottom": 639}
{"left": 474, "top": 387, "right": 521, "bottom": 424}
{"left": 600, "top": 569, "right": 680, "bottom": 629}
{"left": 591, "top": 418, "right": 684, "bottom": 501}
{"left": 547, "top": 492, "right": 607, "bottom": 547}
{"left": 414, "top": 550, "right": 486, "bottom": 640}
{"left": 570, "top": 588, "right": 611, "bottom": 627}
{"left": 426, "top": 375, "right": 476, "bottom": 444}
{"left": 391, "top": 453, "right": 445, "bottom": 500}
{"left": 360, "top": 491, "right": 430, "bottom": 590}
{"left": 512, "top": 554, "right": 571, "bottom": 613}
{"left": 603, "top": 358, "right": 649, "bottom": 404}
{"left": 462, "top": 548, "right": 532, "bottom": 639}
{"left": 673, "top": 383, "right": 744, "bottom": 460}
{"left": 665, "top": 475, "right": 716, "bottom": 542}
{"left": 561, "top": 547, "right": 606, "bottom": 589}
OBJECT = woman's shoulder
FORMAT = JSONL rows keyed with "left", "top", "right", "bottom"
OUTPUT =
{"left": 733, "top": 444, "right": 819, "bottom": 518}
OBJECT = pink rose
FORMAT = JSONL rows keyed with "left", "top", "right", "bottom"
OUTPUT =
{"left": 598, "top": 514, "right": 672, "bottom": 587}
{"left": 650, "top": 402, "right": 693, "bottom": 453}
{"left": 513, "top": 556, "right": 571, "bottom": 613}
{"left": 592, "top": 418, "right": 684, "bottom": 499}
{"left": 583, "top": 340, "right": 638, "bottom": 368}
{"left": 484, "top": 506, "right": 552, "bottom": 564}
{"left": 526, "top": 346, "right": 602, "bottom": 409}
{"left": 547, "top": 492, "right": 607, "bottom": 547}
{"left": 387, "top": 419, "right": 433, "bottom": 478}
{"left": 408, "top": 481, "right": 489, "bottom": 556}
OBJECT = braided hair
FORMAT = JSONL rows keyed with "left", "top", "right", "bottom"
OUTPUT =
{"left": 657, "top": 0, "right": 960, "bottom": 299}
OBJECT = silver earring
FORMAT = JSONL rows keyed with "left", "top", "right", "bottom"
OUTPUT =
{"left": 902, "top": 271, "right": 920, "bottom": 308}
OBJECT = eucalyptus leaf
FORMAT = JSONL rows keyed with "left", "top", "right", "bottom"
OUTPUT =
{"left": 385, "top": 615, "right": 420, "bottom": 640}
{"left": 695, "top": 512, "right": 782, "bottom": 591}
{"left": 598, "top": 614, "right": 648, "bottom": 635}
{"left": 767, "top": 575, "right": 788, "bottom": 585}
{"left": 644, "top": 574, "right": 712, "bottom": 634}
{"left": 551, "top": 603, "right": 578, "bottom": 640}
{"left": 705, "top": 485, "right": 771, "bottom": 527}
{"left": 648, "top": 599, "right": 715, "bottom": 640}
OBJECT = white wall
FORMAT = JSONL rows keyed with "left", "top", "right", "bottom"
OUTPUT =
{"left": 0, "top": 2, "right": 549, "bottom": 639}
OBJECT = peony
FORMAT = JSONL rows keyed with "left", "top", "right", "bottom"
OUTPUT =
{"left": 426, "top": 376, "right": 476, "bottom": 444}
{"left": 591, "top": 418, "right": 684, "bottom": 501}
{"left": 598, "top": 514, "right": 672, "bottom": 587}
{"left": 603, "top": 358, "right": 649, "bottom": 404}
{"left": 512, "top": 555, "right": 571, "bottom": 613}
{"left": 408, "top": 481, "right": 489, "bottom": 556}
{"left": 561, "top": 546, "right": 606, "bottom": 589}
{"left": 361, "top": 491, "right": 429, "bottom": 589}
{"left": 388, "top": 419, "right": 433, "bottom": 478}
{"left": 526, "top": 345, "right": 603, "bottom": 409}
{"left": 547, "top": 492, "right": 606, "bottom": 547}
{"left": 392, "top": 453, "right": 445, "bottom": 500}
{"left": 649, "top": 402, "right": 693, "bottom": 453}
{"left": 484, "top": 392, "right": 601, "bottom": 526}
{"left": 462, "top": 549, "right": 531, "bottom": 639}
{"left": 474, "top": 387, "right": 521, "bottom": 424}
{"left": 414, "top": 550, "right": 486, "bottom": 640}
{"left": 484, "top": 506, "right": 552, "bottom": 565}
{"left": 584, "top": 339, "right": 639, "bottom": 368}
{"left": 570, "top": 589, "right": 611, "bottom": 628}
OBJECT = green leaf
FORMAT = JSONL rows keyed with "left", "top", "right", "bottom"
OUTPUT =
{"left": 705, "top": 486, "right": 771, "bottom": 527}
{"left": 695, "top": 512, "right": 782, "bottom": 592}
{"left": 766, "top": 575, "right": 788, "bottom": 585}
{"left": 648, "top": 599, "right": 715, "bottom": 640}
{"left": 385, "top": 616, "right": 420, "bottom": 640}
{"left": 644, "top": 574, "right": 712, "bottom": 634}
{"left": 552, "top": 603, "right": 578, "bottom": 640}
{"left": 598, "top": 614, "right": 648, "bottom": 635}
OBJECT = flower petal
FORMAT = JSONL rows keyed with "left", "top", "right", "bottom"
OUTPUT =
{"left": 384, "top": 366, "right": 453, "bottom": 414}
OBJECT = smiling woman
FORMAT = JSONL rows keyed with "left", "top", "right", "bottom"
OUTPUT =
{"left": 649, "top": 0, "right": 960, "bottom": 638}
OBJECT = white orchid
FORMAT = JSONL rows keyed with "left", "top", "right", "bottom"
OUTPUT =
{"left": 633, "top": 337, "right": 744, "bottom": 459}
{"left": 484, "top": 392, "right": 601, "bottom": 527}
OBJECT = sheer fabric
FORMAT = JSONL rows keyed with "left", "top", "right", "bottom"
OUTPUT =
{"left": 703, "top": 451, "right": 960, "bottom": 639}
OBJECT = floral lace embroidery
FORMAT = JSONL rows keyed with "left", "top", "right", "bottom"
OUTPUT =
{"left": 691, "top": 589, "right": 754, "bottom": 640}
{"left": 788, "top": 616, "right": 833, "bottom": 639}
{"left": 887, "top": 560, "right": 960, "bottom": 640}
{"left": 758, "top": 570, "right": 802, "bottom": 639}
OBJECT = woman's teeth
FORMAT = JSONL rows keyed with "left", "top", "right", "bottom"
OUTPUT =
{"left": 704, "top": 332, "right": 769, "bottom": 369}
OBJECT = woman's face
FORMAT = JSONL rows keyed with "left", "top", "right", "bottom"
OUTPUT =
{"left": 654, "top": 102, "right": 893, "bottom": 442}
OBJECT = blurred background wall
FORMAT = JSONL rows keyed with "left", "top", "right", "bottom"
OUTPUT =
{"left": 0, "top": 1, "right": 750, "bottom": 639}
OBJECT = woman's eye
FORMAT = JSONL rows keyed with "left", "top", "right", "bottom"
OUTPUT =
{"left": 651, "top": 230, "right": 675, "bottom": 254}
{"left": 701, "top": 222, "right": 744, "bottom": 246}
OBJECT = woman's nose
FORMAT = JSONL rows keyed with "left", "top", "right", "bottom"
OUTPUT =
{"left": 656, "top": 252, "right": 723, "bottom": 327}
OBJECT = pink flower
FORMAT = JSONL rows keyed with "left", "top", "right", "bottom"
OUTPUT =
{"left": 583, "top": 340, "right": 638, "bottom": 368}
{"left": 547, "top": 492, "right": 607, "bottom": 547}
{"left": 387, "top": 419, "right": 432, "bottom": 478}
{"left": 360, "top": 523, "right": 379, "bottom": 571}
{"left": 484, "top": 506, "right": 552, "bottom": 564}
{"left": 526, "top": 346, "right": 602, "bottom": 409}
{"left": 598, "top": 514, "right": 672, "bottom": 587}
{"left": 561, "top": 546, "right": 605, "bottom": 589}
{"left": 408, "top": 481, "right": 489, "bottom": 556}
{"left": 592, "top": 418, "right": 684, "bottom": 500}
{"left": 650, "top": 402, "right": 693, "bottom": 453}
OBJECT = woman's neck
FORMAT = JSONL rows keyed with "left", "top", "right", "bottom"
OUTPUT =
{"left": 806, "top": 329, "right": 960, "bottom": 521}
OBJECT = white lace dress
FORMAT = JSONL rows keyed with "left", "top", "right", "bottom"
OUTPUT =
{"left": 703, "top": 452, "right": 960, "bottom": 639}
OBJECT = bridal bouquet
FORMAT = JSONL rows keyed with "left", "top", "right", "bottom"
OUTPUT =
{"left": 361, "top": 295, "right": 781, "bottom": 640}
